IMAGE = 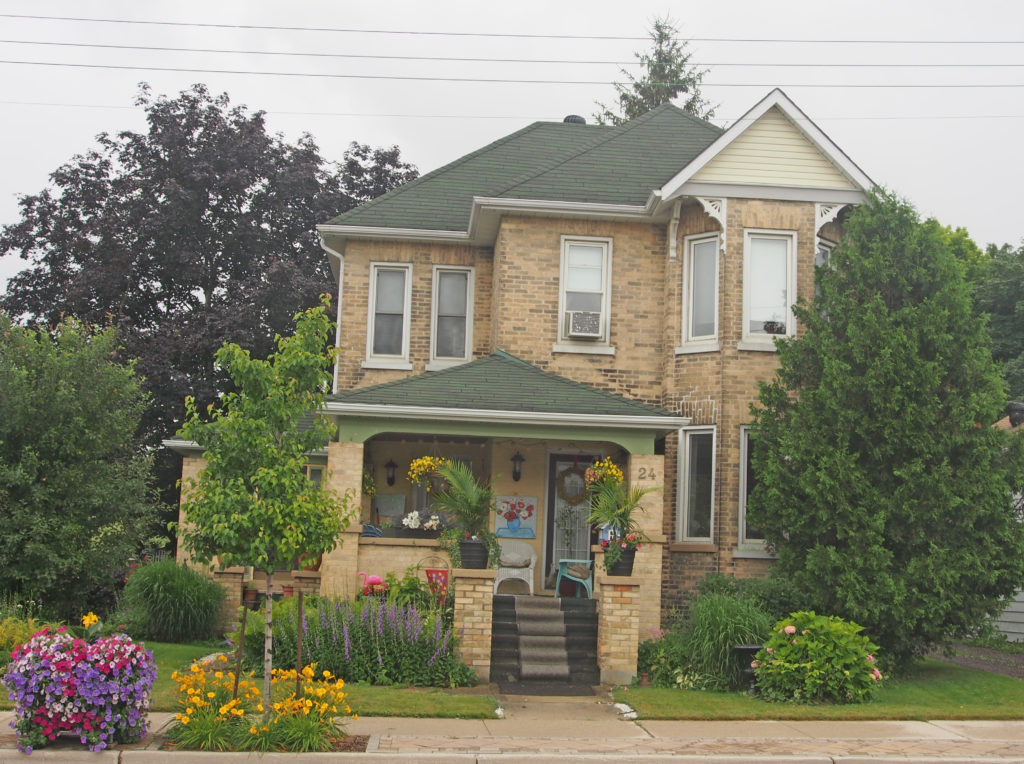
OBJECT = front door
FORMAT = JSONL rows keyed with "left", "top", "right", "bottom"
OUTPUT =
{"left": 545, "top": 454, "right": 597, "bottom": 584}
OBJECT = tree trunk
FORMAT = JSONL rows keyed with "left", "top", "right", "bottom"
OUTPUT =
{"left": 263, "top": 570, "right": 274, "bottom": 703}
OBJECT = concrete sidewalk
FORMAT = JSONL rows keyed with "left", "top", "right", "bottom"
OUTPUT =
{"left": 4, "top": 692, "right": 1024, "bottom": 762}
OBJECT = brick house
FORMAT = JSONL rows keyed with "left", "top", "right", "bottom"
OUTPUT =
{"left": 172, "top": 88, "right": 873, "bottom": 681}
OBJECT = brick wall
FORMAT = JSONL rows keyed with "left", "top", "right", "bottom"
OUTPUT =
{"left": 595, "top": 575, "right": 641, "bottom": 685}
{"left": 452, "top": 569, "right": 496, "bottom": 681}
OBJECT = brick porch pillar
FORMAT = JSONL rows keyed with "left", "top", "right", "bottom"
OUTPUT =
{"left": 320, "top": 440, "right": 365, "bottom": 599}
{"left": 212, "top": 567, "right": 246, "bottom": 637}
{"left": 452, "top": 568, "right": 496, "bottom": 682}
{"left": 596, "top": 571, "right": 641, "bottom": 685}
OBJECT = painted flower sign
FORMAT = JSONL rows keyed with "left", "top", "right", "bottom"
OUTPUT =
{"left": 496, "top": 496, "right": 537, "bottom": 538}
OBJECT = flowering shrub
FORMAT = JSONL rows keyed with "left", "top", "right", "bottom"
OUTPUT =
{"left": 3, "top": 622, "right": 156, "bottom": 753}
{"left": 167, "top": 655, "right": 353, "bottom": 752}
{"left": 753, "top": 611, "right": 882, "bottom": 704}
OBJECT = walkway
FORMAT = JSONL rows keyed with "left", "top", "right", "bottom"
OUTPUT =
{"left": 4, "top": 690, "right": 1024, "bottom": 761}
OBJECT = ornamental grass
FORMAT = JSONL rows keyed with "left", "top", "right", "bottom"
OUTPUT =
{"left": 166, "top": 654, "right": 354, "bottom": 752}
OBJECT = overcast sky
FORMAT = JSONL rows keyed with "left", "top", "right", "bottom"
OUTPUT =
{"left": 1, "top": 0, "right": 1022, "bottom": 290}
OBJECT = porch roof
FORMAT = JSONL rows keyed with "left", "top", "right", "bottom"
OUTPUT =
{"left": 324, "top": 350, "right": 688, "bottom": 453}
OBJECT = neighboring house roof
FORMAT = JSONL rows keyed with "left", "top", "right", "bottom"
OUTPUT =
{"left": 325, "top": 349, "right": 679, "bottom": 423}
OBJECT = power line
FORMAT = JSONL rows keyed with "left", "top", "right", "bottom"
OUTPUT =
{"left": 3, "top": 59, "right": 1023, "bottom": 87}
{"left": 1, "top": 13, "right": 1022, "bottom": 44}
{"left": 1, "top": 39, "right": 1023, "bottom": 68}
{"left": 3, "top": 100, "right": 1023, "bottom": 122}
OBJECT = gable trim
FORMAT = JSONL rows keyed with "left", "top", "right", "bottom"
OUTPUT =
{"left": 660, "top": 89, "right": 874, "bottom": 202}
{"left": 678, "top": 182, "right": 866, "bottom": 205}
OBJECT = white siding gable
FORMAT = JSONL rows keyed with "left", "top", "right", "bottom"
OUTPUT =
{"left": 691, "top": 106, "right": 857, "bottom": 190}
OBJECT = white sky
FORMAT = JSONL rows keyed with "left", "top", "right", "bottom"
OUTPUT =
{"left": 1, "top": 0, "right": 1022, "bottom": 290}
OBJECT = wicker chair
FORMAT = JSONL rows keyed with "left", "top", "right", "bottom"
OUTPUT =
{"left": 493, "top": 540, "right": 537, "bottom": 594}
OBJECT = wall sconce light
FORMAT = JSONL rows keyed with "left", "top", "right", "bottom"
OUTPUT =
{"left": 511, "top": 451, "right": 525, "bottom": 482}
{"left": 385, "top": 459, "right": 397, "bottom": 486}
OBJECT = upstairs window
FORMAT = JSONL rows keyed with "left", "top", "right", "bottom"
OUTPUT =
{"left": 365, "top": 263, "right": 412, "bottom": 368}
{"left": 681, "top": 234, "right": 720, "bottom": 351}
{"left": 429, "top": 266, "right": 473, "bottom": 368}
{"left": 739, "top": 426, "right": 766, "bottom": 549}
{"left": 558, "top": 237, "right": 612, "bottom": 349}
{"left": 742, "top": 231, "right": 796, "bottom": 347}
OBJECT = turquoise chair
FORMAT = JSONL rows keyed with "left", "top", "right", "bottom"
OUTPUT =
{"left": 554, "top": 558, "right": 594, "bottom": 598}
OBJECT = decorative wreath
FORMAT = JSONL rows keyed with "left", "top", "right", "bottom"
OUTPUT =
{"left": 556, "top": 466, "right": 589, "bottom": 505}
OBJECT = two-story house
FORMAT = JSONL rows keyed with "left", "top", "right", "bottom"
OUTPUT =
{"left": 173, "top": 89, "right": 873, "bottom": 673}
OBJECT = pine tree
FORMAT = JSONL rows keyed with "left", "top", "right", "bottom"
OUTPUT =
{"left": 750, "top": 190, "right": 1024, "bottom": 670}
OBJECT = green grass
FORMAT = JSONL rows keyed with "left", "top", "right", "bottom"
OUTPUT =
{"left": 146, "top": 640, "right": 224, "bottom": 712}
{"left": 614, "top": 659, "right": 1024, "bottom": 720}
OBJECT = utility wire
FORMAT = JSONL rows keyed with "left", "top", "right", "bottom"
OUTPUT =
{"left": 1, "top": 13, "right": 1022, "bottom": 44}
{"left": 1, "top": 39, "right": 1022, "bottom": 67}
{"left": 2, "top": 59, "right": 1022, "bottom": 86}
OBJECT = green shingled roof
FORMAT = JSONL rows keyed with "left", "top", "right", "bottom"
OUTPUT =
{"left": 325, "top": 105, "right": 722, "bottom": 233}
{"left": 326, "top": 350, "right": 675, "bottom": 419}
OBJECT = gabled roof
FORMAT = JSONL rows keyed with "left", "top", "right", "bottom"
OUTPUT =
{"left": 321, "top": 104, "right": 723, "bottom": 235}
{"left": 325, "top": 350, "right": 677, "bottom": 421}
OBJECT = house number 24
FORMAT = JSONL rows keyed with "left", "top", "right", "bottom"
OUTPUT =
{"left": 637, "top": 467, "right": 657, "bottom": 480}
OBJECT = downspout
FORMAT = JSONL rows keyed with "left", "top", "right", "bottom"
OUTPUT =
{"left": 318, "top": 235, "right": 345, "bottom": 395}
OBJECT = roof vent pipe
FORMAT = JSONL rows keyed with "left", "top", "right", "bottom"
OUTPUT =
{"left": 563, "top": 114, "right": 586, "bottom": 124}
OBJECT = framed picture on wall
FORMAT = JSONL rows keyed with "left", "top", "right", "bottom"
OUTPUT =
{"left": 496, "top": 496, "right": 537, "bottom": 538}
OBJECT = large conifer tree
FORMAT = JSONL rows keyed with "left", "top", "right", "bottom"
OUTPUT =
{"left": 751, "top": 190, "right": 1024, "bottom": 669}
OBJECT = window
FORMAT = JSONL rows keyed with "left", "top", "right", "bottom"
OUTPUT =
{"left": 742, "top": 231, "right": 796, "bottom": 347}
{"left": 678, "top": 428, "right": 715, "bottom": 541}
{"left": 738, "top": 427, "right": 765, "bottom": 549}
{"left": 365, "top": 263, "right": 412, "bottom": 368}
{"left": 304, "top": 464, "right": 324, "bottom": 487}
{"left": 680, "top": 234, "right": 719, "bottom": 351}
{"left": 815, "top": 238, "right": 835, "bottom": 298}
{"left": 557, "top": 237, "right": 612, "bottom": 350}
{"left": 428, "top": 266, "right": 473, "bottom": 369}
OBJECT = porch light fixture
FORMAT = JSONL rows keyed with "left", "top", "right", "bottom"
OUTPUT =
{"left": 511, "top": 451, "right": 525, "bottom": 482}
{"left": 384, "top": 459, "right": 397, "bottom": 486}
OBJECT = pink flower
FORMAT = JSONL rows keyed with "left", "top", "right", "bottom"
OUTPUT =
{"left": 866, "top": 654, "right": 875, "bottom": 663}
{"left": 872, "top": 668, "right": 882, "bottom": 681}
{"left": 750, "top": 660, "right": 759, "bottom": 669}
{"left": 783, "top": 625, "right": 796, "bottom": 635}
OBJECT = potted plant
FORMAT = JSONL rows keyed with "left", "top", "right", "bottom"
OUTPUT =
{"left": 585, "top": 457, "right": 657, "bottom": 575}
{"left": 431, "top": 460, "right": 501, "bottom": 569}
{"left": 399, "top": 508, "right": 445, "bottom": 538}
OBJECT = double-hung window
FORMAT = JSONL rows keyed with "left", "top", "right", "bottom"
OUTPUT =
{"left": 557, "top": 236, "right": 612, "bottom": 352}
{"left": 678, "top": 427, "right": 716, "bottom": 541}
{"left": 738, "top": 426, "right": 767, "bottom": 551}
{"left": 428, "top": 266, "right": 473, "bottom": 369}
{"left": 365, "top": 263, "right": 412, "bottom": 369}
{"left": 679, "top": 234, "right": 720, "bottom": 352}
{"left": 741, "top": 230, "right": 797, "bottom": 349}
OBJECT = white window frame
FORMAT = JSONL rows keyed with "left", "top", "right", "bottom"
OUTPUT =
{"left": 677, "top": 233, "right": 720, "bottom": 354}
{"left": 427, "top": 265, "right": 474, "bottom": 370}
{"left": 737, "top": 426, "right": 773, "bottom": 557}
{"left": 554, "top": 235, "right": 614, "bottom": 355}
{"left": 364, "top": 262, "right": 413, "bottom": 370}
{"left": 677, "top": 426, "right": 716, "bottom": 542}
{"left": 739, "top": 230, "right": 797, "bottom": 352}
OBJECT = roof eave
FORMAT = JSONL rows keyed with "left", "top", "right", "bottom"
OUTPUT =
{"left": 324, "top": 401, "right": 689, "bottom": 431}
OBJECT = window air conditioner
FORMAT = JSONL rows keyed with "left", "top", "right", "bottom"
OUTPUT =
{"left": 565, "top": 310, "right": 603, "bottom": 339}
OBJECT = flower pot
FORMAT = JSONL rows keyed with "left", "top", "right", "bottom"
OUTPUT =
{"left": 281, "top": 584, "right": 295, "bottom": 597}
{"left": 398, "top": 528, "right": 440, "bottom": 539}
{"left": 607, "top": 547, "right": 636, "bottom": 576}
{"left": 459, "top": 538, "right": 489, "bottom": 569}
{"left": 242, "top": 588, "right": 260, "bottom": 609}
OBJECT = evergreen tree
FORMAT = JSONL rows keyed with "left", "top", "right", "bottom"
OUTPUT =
{"left": 976, "top": 242, "right": 1024, "bottom": 399}
{"left": 593, "top": 17, "right": 714, "bottom": 125}
{"left": 750, "top": 190, "right": 1024, "bottom": 670}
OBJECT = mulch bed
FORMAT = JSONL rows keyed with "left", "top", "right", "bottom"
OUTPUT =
{"left": 929, "top": 643, "right": 1024, "bottom": 680}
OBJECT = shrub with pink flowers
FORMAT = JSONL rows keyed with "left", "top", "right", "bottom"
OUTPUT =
{"left": 753, "top": 611, "right": 882, "bottom": 704}
{"left": 3, "top": 622, "right": 156, "bottom": 753}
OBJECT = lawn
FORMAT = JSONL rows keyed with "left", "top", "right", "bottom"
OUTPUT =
{"left": 613, "top": 659, "right": 1024, "bottom": 720}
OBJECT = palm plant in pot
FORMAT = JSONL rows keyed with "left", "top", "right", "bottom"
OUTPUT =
{"left": 431, "top": 460, "right": 501, "bottom": 569}
{"left": 585, "top": 458, "right": 658, "bottom": 575}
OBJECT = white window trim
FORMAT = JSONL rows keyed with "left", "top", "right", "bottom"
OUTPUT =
{"left": 676, "top": 233, "right": 721, "bottom": 354}
{"left": 426, "top": 265, "right": 474, "bottom": 371}
{"left": 553, "top": 235, "right": 613, "bottom": 352}
{"left": 736, "top": 425, "right": 771, "bottom": 554}
{"left": 740, "top": 229, "right": 797, "bottom": 351}
{"left": 677, "top": 426, "right": 716, "bottom": 542}
{"left": 364, "top": 262, "right": 413, "bottom": 370}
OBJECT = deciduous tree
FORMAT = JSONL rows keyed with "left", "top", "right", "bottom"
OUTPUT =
{"left": 976, "top": 242, "right": 1024, "bottom": 399}
{"left": 750, "top": 190, "right": 1024, "bottom": 670}
{"left": 175, "top": 298, "right": 350, "bottom": 700}
{"left": 0, "top": 314, "right": 158, "bottom": 619}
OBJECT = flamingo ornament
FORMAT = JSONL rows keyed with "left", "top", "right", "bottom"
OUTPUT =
{"left": 358, "top": 571, "right": 386, "bottom": 597}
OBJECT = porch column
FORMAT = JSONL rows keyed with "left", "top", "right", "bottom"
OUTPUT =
{"left": 320, "top": 441, "right": 365, "bottom": 599}
{"left": 628, "top": 453, "right": 665, "bottom": 642}
{"left": 452, "top": 568, "right": 496, "bottom": 681}
{"left": 595, "top": 573, "right": 640, "bottom": 685}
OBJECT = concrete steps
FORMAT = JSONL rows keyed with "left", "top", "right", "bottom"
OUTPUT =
{"left": 490, "top": 594, "right": 598, "bottom": 684}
